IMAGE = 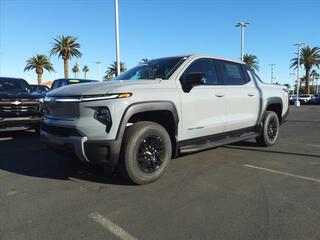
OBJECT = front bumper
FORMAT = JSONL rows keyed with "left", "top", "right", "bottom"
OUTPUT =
{"left": 0, "top": 116, "right": 41, "bottom": 130}
{"left": 40, "top": 128, "right": 121, "bottom": 171}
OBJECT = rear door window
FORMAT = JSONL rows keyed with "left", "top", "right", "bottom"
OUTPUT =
{"left": 217, "top": 60, "right": 248, "bottom": 85}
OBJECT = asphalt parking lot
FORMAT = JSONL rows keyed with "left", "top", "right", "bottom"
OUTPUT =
{"left": 1, "top": 105, "right": 320, "bottom": 240}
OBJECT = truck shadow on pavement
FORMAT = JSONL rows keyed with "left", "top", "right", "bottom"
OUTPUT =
{"left": 0, "top": 131, "right": 132, "bottom": 185}
{"left": 225, "top": 141, "right": 320, "bottom": 159}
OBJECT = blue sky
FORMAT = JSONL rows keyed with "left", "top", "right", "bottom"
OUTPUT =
{"left": 0, "top": 0, "right": 319, "bottom": 85}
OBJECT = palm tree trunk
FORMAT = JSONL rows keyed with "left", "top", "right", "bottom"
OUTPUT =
{"left": 306, "top": 68, "right": 311, "bottom": 94}
{"left": 84, "top": 72, "right": 87, "bottom": 79}
{"left": 37, "top": 73, "right": 42, "bottom": 85}
{"left": 64, "top": 58, "right": 69, "bottom": 79}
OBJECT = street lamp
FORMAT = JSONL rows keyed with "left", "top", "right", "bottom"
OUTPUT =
{"left": 235, "top": 22, "right": 249, "bottom": 62}
{"left": 96, "top": 61, "right": 102, "bottom": 80}
{"left": 290, "top": 72, "right": 297, "bottom": 94}
{"left": 294, "top": 43, "right": 305, "bottom": 107}
{"left": 114, "top": 0, "right": 121, "bottom": 77}
{"left": 269, "top": 64, "right": 276, "bottom": 83}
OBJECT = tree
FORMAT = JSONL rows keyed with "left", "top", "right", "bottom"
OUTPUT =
{"left": 24, "top": 54, "right": 54, "bottom": 84}
{"left": 72, "top": 64, "right": 80, "bottom": 78}
{"left": 140, "top": 58, "right": 148, "bottom": 63}
{"left": 50, "top": 35, "right": 82, "bottom": 79}
{"left": 243, "top": 54, "right": 259, "bottom": 71}
{"left": 290, "top": 46, "right": 320, "bottom": 94}
{"left": 103, "top": 61, "right": 127, "bottom": 80}
{"left": 82, "top": 65, "right": 89, "bottom": 79}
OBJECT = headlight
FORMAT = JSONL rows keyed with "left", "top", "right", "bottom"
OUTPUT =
{"left": 44, "top": 93, "right": 132, "bottom": 103}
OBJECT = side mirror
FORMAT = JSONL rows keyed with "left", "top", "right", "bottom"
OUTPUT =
{"left": 185, "top": 73, "right": 206, "bottom": 86}
{"left": 182, "top": 73, "right": 206, "bottom": 92}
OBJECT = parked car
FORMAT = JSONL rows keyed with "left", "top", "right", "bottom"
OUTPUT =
{"left": 309, "top": 94, "right": 320, "bottom": 104}
{"left": 0, "top": 77, "right": 43, "bottom": 132}
{"left": 51, "top": 78, "right": 99, "bottom": 90}
{"left": 290, "top": 94, "right": 314, "bottom": 104}
{"left": 41, "top": 54, "right": 289, "bottom": 184}
{"left": 30, "top": 84, "right": 50, "bottom": 97}
{"left": 299, "top": 94, "right": 314, "bottom": 104}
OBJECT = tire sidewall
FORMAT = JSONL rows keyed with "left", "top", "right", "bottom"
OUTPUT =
{"left": 124, "top": 123, "right": 172, "bottom": 184}
{"left": 263, "top": 112, "right": 279, "bottom": 146}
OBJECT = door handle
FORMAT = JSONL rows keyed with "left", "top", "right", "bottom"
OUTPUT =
{"left": 215, "top": 93, "right": 225, "bottom": 97}
{"left": 248, "top": 92, "right": 255, "bottom": 97}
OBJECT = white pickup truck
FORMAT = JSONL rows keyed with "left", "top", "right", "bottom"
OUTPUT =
{"left": 41, "top": 54, "right": 289, "bottom": 184}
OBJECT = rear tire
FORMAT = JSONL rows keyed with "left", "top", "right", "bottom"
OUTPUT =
{"left": 256, "top": 111, "right": 280, "bottom": 147}
{"left": 119, "top": 121, "right": 172, "bottom": 185}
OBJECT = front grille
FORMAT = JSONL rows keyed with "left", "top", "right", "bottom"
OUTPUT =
{"left": 41, "top": 123, "right": 82, "bottom": 137}
{"left": 0, "top": 100, "right": 41, "bottom": 117}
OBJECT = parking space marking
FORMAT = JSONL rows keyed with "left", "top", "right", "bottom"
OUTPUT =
{"left": 244, "top": 164, "right": 320, "bottom": 184}
{"left": 89, "top": 212, "right": 139, "bottom": 240}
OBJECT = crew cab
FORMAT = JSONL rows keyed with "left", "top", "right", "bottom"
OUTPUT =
{"left": 41, "top": 55, "right": 289, "bottom": 184}
{"left": 0, "top": 77, "right": 43, "bottom": 132}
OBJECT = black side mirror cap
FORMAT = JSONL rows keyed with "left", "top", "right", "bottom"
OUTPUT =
{"left": 182, "top": 72, "right": 206, "bottom": 92}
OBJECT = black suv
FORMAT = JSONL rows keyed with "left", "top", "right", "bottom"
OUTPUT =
{"left": 0, "top": 77, "right": 43, "bottom": 132}
{"left": 51, "top": 78, "right": 99, "bottom": 90}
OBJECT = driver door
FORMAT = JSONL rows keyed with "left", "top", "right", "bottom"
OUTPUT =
{"left": 178, "top": 58, "right": 227, "bottom": 141}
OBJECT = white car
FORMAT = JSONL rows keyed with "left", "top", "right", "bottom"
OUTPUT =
{"left": 291, "top": 94, "right": 314, "bottom": 104}
{"left": 41, "top": 54, "right": 289, "bottom": 184}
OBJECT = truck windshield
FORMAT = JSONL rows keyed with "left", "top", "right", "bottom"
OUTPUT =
{"left": 114, "top": 56, "right": 188, "bottom": 80}
{"left": 0, "top": 78, "right": 30, "bottom": 93}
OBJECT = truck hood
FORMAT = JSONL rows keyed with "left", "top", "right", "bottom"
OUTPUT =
{"left": 0, "top": 91, "right": 43, "bottom": 99}
{"left": 48, "top": 80, "right": 162, "bottom": 96}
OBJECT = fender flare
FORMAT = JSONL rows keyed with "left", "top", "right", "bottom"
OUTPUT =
{"left": 115, "top": 101, "right": 180, "bottom": 141}
{"left": 258, "top": 97, "right": 283, "bottom": 124}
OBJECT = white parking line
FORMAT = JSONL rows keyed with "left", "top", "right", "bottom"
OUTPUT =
{"left": 89, "top": 212, "right": 139, "bottom": 240}
{"left": 244, "top": 164, "right": 320, "bottom": 184}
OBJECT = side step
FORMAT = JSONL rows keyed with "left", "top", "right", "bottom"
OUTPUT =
{"left": 179, "top": 131, "right": 259, "bottom": 153}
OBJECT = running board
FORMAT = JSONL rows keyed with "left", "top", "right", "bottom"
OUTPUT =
{"left": 179, "top": 130, "right": 259, "bottom": 153}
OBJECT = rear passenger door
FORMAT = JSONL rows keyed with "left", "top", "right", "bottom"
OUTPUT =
{"left": 178, "top": 58, "right": 227, "bottom": 140}
{"left": 216, "top": 60, "right": 260, "bottom": 131}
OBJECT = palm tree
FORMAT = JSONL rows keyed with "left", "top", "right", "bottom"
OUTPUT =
{"left": 82, "top": 65, "right": 89, "bottom": 79}
{"left": 290, "top": 46, "right": 320, "bottom": 94}
{"left": 243, "top": 54, "right": 259, "bottom": 71}
{"left": 24, "top": 54, "right": 54, "bottom": 84}
{"left": 50, "top": 35, "right": 82, "bottom": 79}
{"left": 72, "top": 64, "right": 80, "bottom": 78}
{"left": 103, "top": 61, "right": 127, "bottom": 80}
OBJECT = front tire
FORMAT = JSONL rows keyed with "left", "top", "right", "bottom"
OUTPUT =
{"left": 256, "top": 111, "right": 280, "bottom": 147}
{"left": 119, "top": 121, "right": 172, "bottom": 185}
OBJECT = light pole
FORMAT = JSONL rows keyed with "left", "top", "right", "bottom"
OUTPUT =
{"left": 290, "top": 72, "right": 297, "bottom": 95}
{"left": 235, "top": 22, "right": 249, "bottom": 62}
{"left": 269, "top": 64, "right": 275, "bottom": 83}
{"left": 114, "top": 0, "right": 121, "bottom": 76}
{"left": 294, "top": 43, "right": 305, "bottom": 107}
{"left": 96, "top": 61, "right": 101, "bottom": 80}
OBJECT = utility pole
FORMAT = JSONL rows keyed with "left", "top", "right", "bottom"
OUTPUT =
{"left": 235, "top": 22, "right": 249, "bottom": 62}
{"left": 294, "top": 43, "right": 305, "bottom": 107}
{"left": 114, "top": 0, "right": 121, "bottom": 76}
{"left": 270, "top": 64, "right": 275, "bottom": 83}
{"left": 96, "top": 61, "right": 101, "bottom": 80}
